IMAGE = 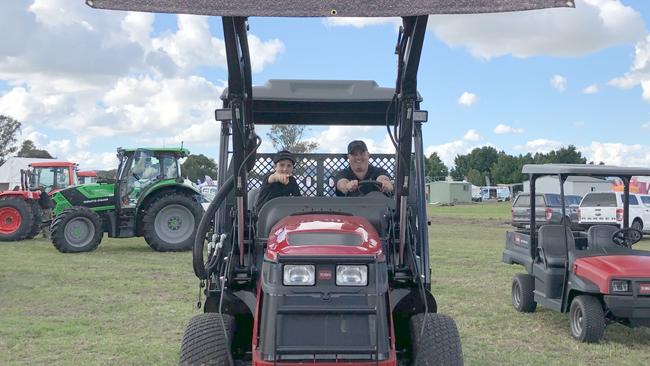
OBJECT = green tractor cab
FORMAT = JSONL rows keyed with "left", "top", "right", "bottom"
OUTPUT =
{"left": 49, "top": 147, "right": 204, "bottom": 253}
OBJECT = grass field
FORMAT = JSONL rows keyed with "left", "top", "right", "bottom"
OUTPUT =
{"left": 1, "top": 201, "right": 649, "bottom": 365}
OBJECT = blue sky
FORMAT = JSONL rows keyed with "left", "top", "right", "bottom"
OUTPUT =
{"left": 2, "top": 0, "right": 650, "bottom": 169}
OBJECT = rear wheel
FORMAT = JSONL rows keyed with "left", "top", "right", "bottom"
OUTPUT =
{"left": 410, "top": 313, "right": 463, "bottom": 366}
{"left": 569, "top": 295, "right": 605, "bottom": 343}
{"left": 179, "top": 313, "right": 234, "bottom": 366}
{"left": 0, "top": 197, "right": 33, "bottom": 241}
{"left": 51, "top": 207, "right": 103, "bottom": 253}
{"left": 632, "top": 219, "right": 643, "bottom": 232}
{"left": 25, "top": 201, "right": 43, "bottom": 240}
{"left": 512, "top": 274, "right": 537, "bottom": 312}
{"left": 143, "top": 193, "right": 203, "bottom": 252}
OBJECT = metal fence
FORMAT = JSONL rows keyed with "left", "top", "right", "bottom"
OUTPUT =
{"left": 249, "top": 153, "right": 396, "bottom": 196}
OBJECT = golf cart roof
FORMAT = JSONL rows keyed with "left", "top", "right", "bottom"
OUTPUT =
{"left": 522, "top": 164, "right": 650, "bottom": 177}
{"left": 221, "top": 80, "right": 416, "bottom": 125}
{"left": 87, "top": 0, "right": 574, "bottom": 17}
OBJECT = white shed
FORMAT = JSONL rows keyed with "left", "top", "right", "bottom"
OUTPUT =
{"left": 0, "top": 157, "right": 56, "bottom": 191}
{"left": 523, "top": 176, "right": 612, "bottom": 197}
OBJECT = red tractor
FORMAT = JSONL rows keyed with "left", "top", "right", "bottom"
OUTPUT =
{"left": 0, "top": 162, "right": 78, "bottom": 241}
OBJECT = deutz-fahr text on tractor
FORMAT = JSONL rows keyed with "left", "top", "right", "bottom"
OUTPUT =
{"left": 0, "top": 161, "right": 78, "bottom": 241}
{"left": 49, "top": 147, "right": 204, "bottom": 253}
{"left": 87, "top": 0, "right": 575, "bottom": 365}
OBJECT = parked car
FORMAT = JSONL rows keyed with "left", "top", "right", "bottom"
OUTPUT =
{"left": 578, "top": 192, "right": 650, "bottom": 232}
{"left": 511, "top": 193, "right": 583, "bottom": 230}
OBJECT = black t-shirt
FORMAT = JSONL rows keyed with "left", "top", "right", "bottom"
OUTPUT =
{"left": 334, "top": 165, "right": 391, "bottom": 196}
{"left": 256, "top": 172, "right": 301, "bottom": 209}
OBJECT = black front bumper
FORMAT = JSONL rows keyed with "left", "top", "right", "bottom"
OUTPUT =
{"left": 604, "top": 295, "right": 650, "bottom": 323}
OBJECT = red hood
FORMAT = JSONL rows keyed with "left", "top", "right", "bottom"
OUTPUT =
{"left": 574, "top": 255, "right": 650, "bottom": 293}
{"left": 265, "top": 214, "right": 383, "bottom": 261}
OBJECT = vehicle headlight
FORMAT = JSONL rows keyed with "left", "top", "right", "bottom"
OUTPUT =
{"left": 336, "top": 265, "right": 368, "bottom": 286}
{"left": 611, "top": 280, "right": 630, "bottom": 292}
{"left": 283, "top": 265, "right": 315, "bottom": 286}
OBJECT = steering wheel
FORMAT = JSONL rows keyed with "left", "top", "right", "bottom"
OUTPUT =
{"left": 612, "top": 228, "right": 643, "bottom": 248}
{"left": 347, "top": 180, "right": 391, "bottom": 196}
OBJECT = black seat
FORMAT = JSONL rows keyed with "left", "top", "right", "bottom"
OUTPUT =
{"left": 587, "top": 225, "right": 619, "bottom": 250}
{"left": 538, "top": 224, "right": 572, "bottom": 268}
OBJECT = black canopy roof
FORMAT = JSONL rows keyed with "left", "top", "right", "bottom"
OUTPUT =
{"left": 522, "top": 164, "right": 650, "bottom": 177}
{"left": 86, "top": 0, "right": 574, "bottom": 17}
{"left": 220, "top": 80, "right": 415, "bottom": 125}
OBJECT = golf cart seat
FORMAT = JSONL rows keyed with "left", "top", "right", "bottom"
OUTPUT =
{"left": 248, "top": 187, "right": 261, "bottom": 211}
{"left": 256, "top": 195, "right": 395, "bottom": 238}
{"left": 587, "top": 225, "right": 619, "bottom": 250}
{"left": 538, "top": 224, "right": 572, "bottom": 268}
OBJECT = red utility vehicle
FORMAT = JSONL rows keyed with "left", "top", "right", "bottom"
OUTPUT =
{"left": 78, "top": 171, "right": 98, "bottom": 185}
{"left": 0, "top": 162, "right": 77, "bottom": 241}
{"left": 503, "top": 164, "right": 650, "bottom": 342}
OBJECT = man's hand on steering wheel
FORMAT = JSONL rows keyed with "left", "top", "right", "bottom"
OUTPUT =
{"left": 612, "top": 227, "right": 643, "bottom": 248}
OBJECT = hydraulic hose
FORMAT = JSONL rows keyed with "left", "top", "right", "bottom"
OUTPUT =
{"left": 193, "top": 175, "right": 235, "bottom": 279}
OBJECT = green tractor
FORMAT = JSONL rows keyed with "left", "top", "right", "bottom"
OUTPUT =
{"left": 49, "top": 147, "right": 204, "bottom": 253}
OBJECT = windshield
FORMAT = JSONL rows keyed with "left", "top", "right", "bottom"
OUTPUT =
{"left": 34, "top": 167, "right": 71, "bottom": 193}
{"left": 580, "top": 193, "right": 616, "bottom": 207}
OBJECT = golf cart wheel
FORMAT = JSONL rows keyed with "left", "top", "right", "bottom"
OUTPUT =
{"left": 143, "top": 193, "right": 203, "bottom": 252}
{"left": 409, "top": 313, "right": 463, "bottom": 366}
{"left": 632, "top": 219, "right": 643, "bottom": 232}
{"left": 569, "top": 295, "right": 605, "bottom": 343}
{"left": 512, "top": 274, "right": 537, "bottom": 313}
{"left": 179, "top": 313, "right": 234, "bottom": 366}
{"left": 0, "top": 197, "right": 33, "bottom": 241}
{"left": 51, "top": 207, "right": 103, "bottom": 253}
{"left": 25, "top": 202, "right": 43, "bottom": 240}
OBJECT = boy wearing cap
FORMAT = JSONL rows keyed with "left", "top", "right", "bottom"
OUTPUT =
{"left": 256, "top": 150, "right": 302, "bottom": 209}
{"left": 335, "top": 140, "right": 394, "bottom": 196}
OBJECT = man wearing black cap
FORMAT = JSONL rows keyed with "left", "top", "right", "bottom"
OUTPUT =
{"left": 256, "top": 150, "right": 301, "bottom": 209}
{"left": 335, "top": 140, "right": 394, "bottom": 196}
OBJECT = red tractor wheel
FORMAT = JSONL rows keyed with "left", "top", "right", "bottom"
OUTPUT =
{"left": 0, "top": 197, "right": 34, "bottom": 241}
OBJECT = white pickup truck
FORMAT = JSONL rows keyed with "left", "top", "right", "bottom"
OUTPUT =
{"left": 578, "top": 192, "right": 650, "bottom": 232}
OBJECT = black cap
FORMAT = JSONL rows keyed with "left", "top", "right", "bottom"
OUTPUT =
{"left": 273, "top": 150, "right": 295, "bottom": 164}
{"left": 347, "top": 140, "right": 368, "bottom": 154}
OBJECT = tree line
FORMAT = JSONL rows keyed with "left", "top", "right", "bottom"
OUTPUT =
{"left": 425, "top": 145, "right": 590, "bottom": 186}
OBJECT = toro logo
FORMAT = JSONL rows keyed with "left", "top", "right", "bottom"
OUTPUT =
{"left": 640, "top": 283, "right": 650, "bottom": 295}
{"left": 515, "top": 235, "right": 521, "bottom": 246}
{"left": 318, "top": 269, "right": 332, "bottom": 281}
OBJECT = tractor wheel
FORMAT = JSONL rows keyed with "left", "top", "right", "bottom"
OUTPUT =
{"left": 410, "top": 313, "right": 463, "bottom": 366}
{"left": 179, "top": 313, "right": 234, "bottom": 366}
{"left": 143, "top": 193, "right": 203, "bottom": 252}
{"left": 512, "top": 274, "right": 537, "bottom": 313}
{"left": 0, "top": 197, "right": 34, "bottom": 241}
{"left": 569, "top": 295, "right": 605, "bottom": 343}
{"left": 25, "top": 202, "right": 43, "bottom": 240}
{"left": 51, "top": 207, "right": 103, "bottom": 253}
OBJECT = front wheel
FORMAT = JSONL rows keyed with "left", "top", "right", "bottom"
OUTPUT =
{"left": 410, "top": 313, "right": 463, "bottom": 366}
{"left": 51, "top": 207, "right": 103, "bottom": 253}
{"left": 512, "top": 274, "right": 537, "bottom": 313}
{"left": 143, "top": 193, "right": 203, "bottom": 252}
{"left": 179, "top": 313, "right": 234, "bottom": 366}
{"left": 569, "top": 295, "right": 605, "bottom": 343}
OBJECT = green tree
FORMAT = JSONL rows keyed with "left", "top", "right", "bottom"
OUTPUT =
{"left": 266, "top": 125, "right": 318, "bottom": 153}
{"left": 16, "top": 140, "right": 54, "bottom": 159}
{"left": 181, "top": 154, "right": 218, "bottom": 183}
{"left": 425, "top": 152, "right": 448, "bottom": 181}
{"left": 450, "top": 146, "right": 499, "bottom": 182}
{"left": 0, "top": 115, "right": 21, "bottom": 165}
{"left": 533, "top": 145, "right": 586, "bottom": 164}
{"left": 465, "top": 168, "right": 485, "bottom": 186}
{"left": 491, "top": 153, "right": 533, "bottom": 184}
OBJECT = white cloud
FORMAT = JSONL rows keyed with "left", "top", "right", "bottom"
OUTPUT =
{"left": 427, "top": 0, "right": 645, "bottom": 59}
{"left": 610, "top": 34, "right": 650, "bottom": 102}
{"left": 463, "top": 129, "right": 481, "bottom": 141}
{"left": 582, "top": 84, "right": 599, "bottom": 94}
{"left": 494, "top": 124, "right": 524, "bottom": 134}
{"left": 457, "top": 92, "right": 477, "bottom": 106}
{"left": 514, "top": 138, "right": 563, "bottom": 153}
{"left": 574, "top": 121, "right": 586, "bottom": 128}
{"left": 550, "top": 75, "right": 567, "bottom": 92}
{"left": 322, "top": 17, "right": 400, "bottom": 28}
{"left": 0, "top": 1, "right": 285, "bottom": 168}
{"left": 580, "top": 142, "right": 650, "bottom": 166}
{"left": 642, "top": 122, "right": 650, "bottom": 130}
